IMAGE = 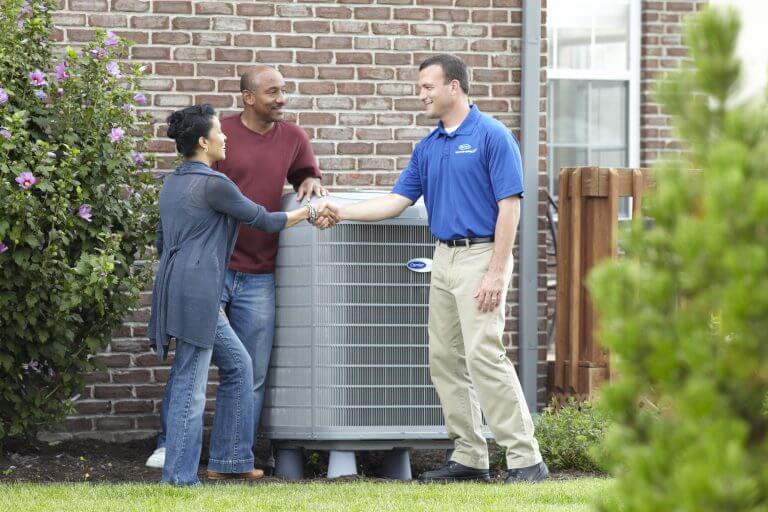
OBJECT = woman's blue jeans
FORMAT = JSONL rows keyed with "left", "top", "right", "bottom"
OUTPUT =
{"left": 161, "top": 310, "right": 255, "bottom": 485}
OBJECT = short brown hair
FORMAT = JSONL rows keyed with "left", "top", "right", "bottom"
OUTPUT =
{"left": 419, "top": 54, "right": 469, "bottom": 94}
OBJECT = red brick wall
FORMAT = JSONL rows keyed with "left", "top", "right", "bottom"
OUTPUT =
{"left": 640, "top": 0, "right": 706, "bottom": 167}
{"left": 44, "top": 0, "right": 552, "bottom": 442}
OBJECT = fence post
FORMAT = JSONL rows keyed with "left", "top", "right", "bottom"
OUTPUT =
{"left": 550, "top": 167, "right": 653, "bottom": 400}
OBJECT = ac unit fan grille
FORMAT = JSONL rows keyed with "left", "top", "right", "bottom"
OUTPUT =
{"left": 267, "top": 218, "right": 459, "bottom": 435}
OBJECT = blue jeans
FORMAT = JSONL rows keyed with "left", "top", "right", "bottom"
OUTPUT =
{"left": 158, "top": 271, "right": 276, "bottom": 452}
{"left": 161, "top": 311, "right": 255, "bottom": 485}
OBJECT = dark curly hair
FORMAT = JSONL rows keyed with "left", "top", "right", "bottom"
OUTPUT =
{"left": 166, "top": 104, "right": 216, "bottom": 157}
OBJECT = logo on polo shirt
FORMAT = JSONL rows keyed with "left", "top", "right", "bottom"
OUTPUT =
{"left": 455, "top": 143, "right": 478, "bottom": 154}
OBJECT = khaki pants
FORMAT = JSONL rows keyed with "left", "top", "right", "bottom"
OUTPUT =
{"left": 428, "top": 242, "right": 542, "bottom": 470}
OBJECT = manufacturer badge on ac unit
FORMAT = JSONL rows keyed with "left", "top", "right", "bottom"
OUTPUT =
{"left": 406, "top": 258, "right": 432, "bottom": 273}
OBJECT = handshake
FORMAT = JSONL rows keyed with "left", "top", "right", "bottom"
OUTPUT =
{"left": 305, "top": 200, "right": 342, "bottom": 230}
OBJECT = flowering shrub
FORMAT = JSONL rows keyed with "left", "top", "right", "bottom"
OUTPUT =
{"left": 0, "top": 0, "right": 158, "bottom": 443}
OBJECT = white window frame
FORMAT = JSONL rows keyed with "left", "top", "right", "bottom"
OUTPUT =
{"left": 547, "top": 0, "right": 641, "bottom": 215}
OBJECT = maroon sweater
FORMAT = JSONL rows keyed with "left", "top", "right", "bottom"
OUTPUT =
{"left": 213, "top": 114, "right": 320, "bottom": 274}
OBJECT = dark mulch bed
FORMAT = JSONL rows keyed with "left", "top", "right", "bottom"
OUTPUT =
{"left": 0, "top": 437, "right": 599, "bottom": 483}
{"left": 1, "top": 438, "right": 167, "bottom": 483}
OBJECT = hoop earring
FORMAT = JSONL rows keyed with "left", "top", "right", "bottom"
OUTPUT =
{"left": 204, "top": 147, "right": 209, "bottom": 153}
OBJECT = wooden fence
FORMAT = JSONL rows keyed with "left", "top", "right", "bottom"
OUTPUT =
{"left": 549, "top": 167, "right": 654, "bottom": 399}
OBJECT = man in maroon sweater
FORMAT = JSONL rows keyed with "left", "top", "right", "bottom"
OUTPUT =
{"left": 146, "top": 66, "right": 326, "bottom": 470}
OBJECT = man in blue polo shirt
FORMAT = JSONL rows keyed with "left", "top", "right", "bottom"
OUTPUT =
{"left": 321, "top": 54, "right": 547, "bottom": 483}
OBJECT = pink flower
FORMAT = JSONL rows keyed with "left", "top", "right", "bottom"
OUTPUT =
{"left": 54, "top": 61, "right": 69, "bottom": 81}
{"left": 106, "top": 61, "right": 121, "bottom": 78}
{"left": 104, "top": 31, "right": 119, "bottom": 47}
{"left": 22, "top": 360, "right": 40, "bottom": 373}
{"left": 0, "top": 241, "right": 8, "bottom": 253}
{"left": 132, "top": 153, "right": 146, "bottom": 167}
{"left": 15, "top": 172, "right": 37, "bottom": 189}
{"left": 28, "top": 70, "right": 46, "bottom": 86}
{"left": 0, "top": 127, "right": 10, "bottom": 139}
{"left": 0, "top": 88, "right": 8, "bottom": 105}
{"left": 90, "top": 47, "right": 106, "bottom": 59}
{"left": 77, "top": 204, "right": 93, "bottom": 222}
{"left": 133, "top": 92, "right": 147, "bottom": 105}
{"left": 56, "top": 88, "right": 64, "bottom": 97}
{"left": 109, "top": 127, "right": 124, "bottom": 143}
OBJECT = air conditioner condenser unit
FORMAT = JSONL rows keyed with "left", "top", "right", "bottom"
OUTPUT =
{"left": 264, "top": 191, "right": 458, "bottom": 480}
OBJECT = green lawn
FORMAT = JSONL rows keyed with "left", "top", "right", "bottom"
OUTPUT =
{"left": 0, "top": 479, "right": 610, "bottom": 512}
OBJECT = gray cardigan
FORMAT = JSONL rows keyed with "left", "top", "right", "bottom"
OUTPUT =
{"left": 148, "top": 160, "right": 287, "bottom": 358}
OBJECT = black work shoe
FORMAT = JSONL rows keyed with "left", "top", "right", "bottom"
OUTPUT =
{"left": 504, "top": 461, "right": 549, "bottom": 483}
{"left": 420, "top": 461, "right": 490, "bottom": 483}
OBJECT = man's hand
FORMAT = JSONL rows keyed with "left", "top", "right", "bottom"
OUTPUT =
{"left": 296, "top": 177, "right": 327, "bottom": 202}
{"left": 313, "top": 201, "right": 341, "bottom": 230}
{"left": 474, "top": 270, "right": 505, "bottom": 313}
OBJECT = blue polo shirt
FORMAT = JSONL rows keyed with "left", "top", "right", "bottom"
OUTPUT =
{"left": 392, "top": 105, "right": 524, "bottom": 241}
